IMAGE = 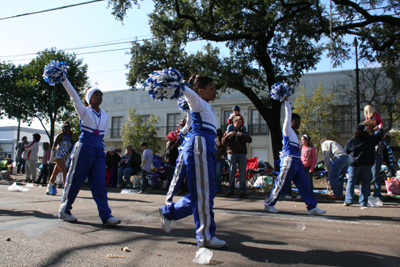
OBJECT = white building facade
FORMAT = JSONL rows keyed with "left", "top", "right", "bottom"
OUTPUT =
{"left": 0, "top": 125, "right": 50, "bottom": 161}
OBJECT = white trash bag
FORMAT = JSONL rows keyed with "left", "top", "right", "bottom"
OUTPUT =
{"left": 367, "top": 196, "right": 383, "bottom": 207}
{"left": 193, "top": 247, "right": 213, "bottom": 265}
{"left": 56, "top": 173, "right": 63, "bottom": 185}
{"left": 8, "top": 182, "right": 30, "bottom": 192}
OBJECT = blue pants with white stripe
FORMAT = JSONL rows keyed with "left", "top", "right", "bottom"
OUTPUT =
{"left": 59, "top": 142, "right": 112, "bottom": 223}
{"left": 264, "top": 156, "right": 317, "bottom": 211}
{"left": 160, "top": 134, "right": 216, "bottom": 246}
{"left": 165, "top": 152, "right": 186, "bottom": 204}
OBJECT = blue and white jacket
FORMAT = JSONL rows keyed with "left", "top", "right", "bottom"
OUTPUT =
{"left": 282, "top": 100, "right": 301, "bottom": 158}
{"left": 62, "top": 79, "right": 109, "bottom": 148}
{"left": 183, "top": 86, "right": 217, "bottom": 137}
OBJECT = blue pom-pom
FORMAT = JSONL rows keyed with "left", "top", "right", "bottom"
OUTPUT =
{"left": 43, "top": 61, "right": 68, "bottom": 85}
{"left": 270, "top": 82, "right": 292, "bottom": 101}
{"left": 145, "top": 68, "right": 187, "bottom": 101}
{"left": 177, "top": 96, "right": 189, "bottom": 112}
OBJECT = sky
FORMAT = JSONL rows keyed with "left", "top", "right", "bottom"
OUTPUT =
{"left": 0, "top": 0, "right": 357, "bottom": 130}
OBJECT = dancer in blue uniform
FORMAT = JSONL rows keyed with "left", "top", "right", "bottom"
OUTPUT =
{"left": 159, "top": 75, "right": 226, "bottom": 249}
{"left": 46, "top": 121, "right": 73, "bottom": 194}
{"left": 264, "top": 97, "right": 326, "bottom": 215}
{"left": 58, "top": 78, "right": 121, "bottom": 225}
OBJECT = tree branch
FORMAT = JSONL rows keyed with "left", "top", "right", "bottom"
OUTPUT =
{"left": 35, "top": 115, "right": 50, "bottom": 139}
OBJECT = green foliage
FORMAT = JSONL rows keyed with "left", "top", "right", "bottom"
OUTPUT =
{"left": 0, "top": 48, "right": 88, "bottom": 146}
{"left": 54, "top": 114, "right": 81, "bottom": 142}
{"left": 121, "top": 108, "right": 161, "bottom": 154}
{"left": 294, "top": 85, "right": 339, "bottom": 153}
{"left": 108, "top": 0, "right": 399, "bottom": 160}
{"left": 0, "top": 63, "right": 32, "bottom": 122}
{"left": 336, "top": 66, "right": 400, "bottom": 131}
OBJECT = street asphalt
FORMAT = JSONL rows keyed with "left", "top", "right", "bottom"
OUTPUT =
{"left": 1, "top": 177, "right": 399, "bottom": 267}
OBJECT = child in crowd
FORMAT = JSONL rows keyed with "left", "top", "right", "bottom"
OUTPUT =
{"left": 227, "top": 105, "right": 246, "bottom": 134}
{"left": 58, "top": 77, "right": 120, "bottom": 226}
{"left": 139, "top": 141, "right": 153, "bottom": 193}
{"left": 364, "top": 105, "right": 383, "bottom": 130}
{"left": 23, "top": 133, "right": 41, "bottom": 183}
{"left": 46, "top": 121, "right": 73, "bottom": 194}
{"left": 300, "top": 134, "right": 317, "bottom": 193}
{"left": 159, "top": 75, "right": 226, "bottom": 249}
{"left": 264, "top": 97, "right": 326, "bottom": 215}
{"left": 35, "top": 142, "right": 51, "bottom": 185}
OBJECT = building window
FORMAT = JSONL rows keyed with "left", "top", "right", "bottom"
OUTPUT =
{"left": 221, "top": 110, "right": 233, "bottom": 131}
{"left": 111, "top": 116, "right": 123, "bottom": 138}
{"left": 250, "top": 109, "right": 269, "bottom": 135}
{"left": 167, "top": 113, "right": 180, "bottom": 134}
{"left": 115, "top": 97, "right": 122, "bottom": 104}
{"left": 142, "top": 115, "right": 150, "bottom": 125}
{"left": 335, "top": 105, "right": 354, "bottom": 133}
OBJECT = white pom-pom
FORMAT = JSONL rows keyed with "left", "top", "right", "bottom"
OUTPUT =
{"left": 270, "top": 82, "right": 292, "bottom": 101}
{"left": 145, "top": 68, "right": 186, "bottom": 101}
{"left": 43, "top": 61, "right": 68, "bottom": 85}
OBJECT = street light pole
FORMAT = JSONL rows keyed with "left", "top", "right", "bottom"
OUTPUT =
{"left": 353, "top": 37, "right": 360, "bottom": 124}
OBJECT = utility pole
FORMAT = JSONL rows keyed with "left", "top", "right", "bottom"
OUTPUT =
{"left": 353, "top": 37, "right": 360, "bottom": 124}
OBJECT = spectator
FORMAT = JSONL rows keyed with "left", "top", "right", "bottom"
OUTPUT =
{"left": 364, "top": 105, "right": 383, "bottom": 130}
{"left": 300, "top": 134, "right": 317, "bottom": 195}
{"left": 15, "top": 136, "right": 28, "bottom": 174}
{"left": 227, "top": 105, "right": 246, "bottom": 134}
{"left": 264, "top": 97, "right": 326, "bottom": 215}
{"left": 372, "top": 139, "right": 384, "bottom": 199}
{"left": 223, "top": 116, "right": 252, "bottom": 198}
{"left": 321, "top": 139, "right": 349, "bottom": 199}
{"left": 46, "top": 121, "right": 73, "bottom": 194}
{"left": 344, "top": 122, "right": 383, "bottom": 206}
{"left": 164, "top": 131, "right": 180, "bottom": 189}
{"left": 215, "top": 128, "right": 226, "bottom": 193}
{"left": 382, "top": 135, "right": 395, "bottom": 178}
{"left": 23, "top": 133, "right": 41, "bottom": 183}
{"left": 116, "top": 145, "right": 140, "bottom": 188}
{"left": 105, "top": 147, "right": 121, "bottom": 186}
{"left": 35, "top": 142, "right": 51, "bottom": 184}
{"left": 139, "top": 141, "right": 153, "bottom": 193}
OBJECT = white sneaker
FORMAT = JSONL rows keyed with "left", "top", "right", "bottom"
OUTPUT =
{"left": 203, "top": 236, "right": 227, "bottom": 249}
{"left": 308, "top": 207, "right": 326, "bottom": 216}
{"left": 46, "top": 182, "right": 54, "bottom": 195}
{"left": 265, "top": 205, "right": 279, "bottom": 213}
{"left": 284, "top": 195, "right": 292, "bottom": 199}
{"left": 296, "top": 195, "right": 302, "bottom": 200}
{"left": 159, "top": 208, "right": 171, "bottom": 233}
{"left": 59, "top": 212, "right": 77, "bottom": 222}
{"left": 104, "top": 217, "right": 121, "bottom": 226}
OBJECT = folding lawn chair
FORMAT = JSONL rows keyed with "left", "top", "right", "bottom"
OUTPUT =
{"left": 245, "top": 157, "right": 259, "bottom": 186}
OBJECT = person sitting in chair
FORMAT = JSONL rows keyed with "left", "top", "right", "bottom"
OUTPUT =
{"left": 116, "top": 145, "right": 141, "bottom": 188}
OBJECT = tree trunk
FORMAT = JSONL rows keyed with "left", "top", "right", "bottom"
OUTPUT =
{"left": 50, "top": 114, "right": 56, "bottom": 148}
{"left": 241, "top": 87, "right": 282, "bottom": 168}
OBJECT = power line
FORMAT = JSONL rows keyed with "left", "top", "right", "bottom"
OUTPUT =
{"left": 0, "top": 34, "right": 154, "bottom": 59}
{"left": 0, "top": 0, "right": 106, "bottom": 21}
